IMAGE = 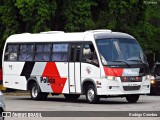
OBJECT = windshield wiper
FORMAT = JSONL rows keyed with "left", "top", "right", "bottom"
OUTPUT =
{"left": 127, "top": 59, "right": 148, "bottom": 67}
{"left": 112, "top": 60, "right": 130, "bottom": 66}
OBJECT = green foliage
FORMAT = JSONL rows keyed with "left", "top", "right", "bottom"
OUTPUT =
{"left": 128, "top": 2, "right": 160, "bottom": 53}
{"left": 15, "top": 0, "right": 56, "bottom": 32}
{"left": 0, "top": 0, "right": 20, "bottom": 49}
{"left": 0, "top": 0, "right": 159, "bottom": 55}
{"left": 63, "top": 0, "right": 97, "bottom": 32}
{"left": 144, "top": 4, "right": 160, "bottom": 52}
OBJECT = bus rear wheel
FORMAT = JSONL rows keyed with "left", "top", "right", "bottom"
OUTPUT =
{"left": 86, "top": 85, "right": 99, "bottom": 104}
{"left": 64, "top": 94, "right": 80, "bottom": 101}
{"left": 30, "top": 83, "right": 48, "bottom": 100}
{"left": 126, "top": 95, "right": 139, "bottom": 103}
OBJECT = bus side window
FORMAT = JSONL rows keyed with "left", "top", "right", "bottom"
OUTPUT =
{"left": 75, "top": 45, "right": 82, "bottom": 62}
{"left": 35, "top": 44, "right": 51, "bottom": 61}
{"left": 19, "top": 44, "right": 34, "bottom": 61}
{"left": 35, "top": 44, "right": 44, "bottom": 61}
{"left": 35, "top": 43, "right": 52, "bottom": 61}
{"left": 70, "top": 45, "right": 75, "bottom": 62}
{"left": 69, "top": 44, "right": 82, "bottom": 62}
{"left": 5, "top": 44, "right": 18, "bottom": 61}
{"left": 82, "top": 45, "right": 91, "bottom": 61}
{"left": 82, "top": 43, "right": 99, "bottom": 65}
{"left": 52, "top": 44, "right": 68, "bottom": 62}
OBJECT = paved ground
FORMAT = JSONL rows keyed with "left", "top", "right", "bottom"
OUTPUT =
{"left": 3, "top": 95, "right": 160, "bottom": 120}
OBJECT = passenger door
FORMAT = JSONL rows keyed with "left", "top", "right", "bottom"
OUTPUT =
{"left": 69, "top": 44, "right": 82, "bottom": 93}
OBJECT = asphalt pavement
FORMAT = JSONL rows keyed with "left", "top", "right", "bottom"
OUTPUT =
{"left": 3, "top": 95, "right": 160, "bottom": 120}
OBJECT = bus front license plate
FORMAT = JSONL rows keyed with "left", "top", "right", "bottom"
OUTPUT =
{"left": 127, "top": 83, "right": 138, "bottom": 86}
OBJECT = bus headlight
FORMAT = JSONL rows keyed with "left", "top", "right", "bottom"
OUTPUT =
{"left": 102, "top": 76, "right": 116, "bottom": 80}
{"left": 107, "top": 76, "right": 116, "bottom": 80}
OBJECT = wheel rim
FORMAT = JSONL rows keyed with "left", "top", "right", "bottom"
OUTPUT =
{"left": 87, "top": 88, "right": 95, "bottom": 101}
{"left": 32, "top": 86, "right": 38, "bottom": 98}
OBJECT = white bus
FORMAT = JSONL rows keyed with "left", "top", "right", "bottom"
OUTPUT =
{"left": 2, "top": 30, "right": 150, "bottom": 103}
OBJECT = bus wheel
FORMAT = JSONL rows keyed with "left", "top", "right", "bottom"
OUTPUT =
{"left": 0, "top": 110, "right": 4, "bottom": 120}
{"left": 64, "top": 94, "right": 80, "bottom": 101}
{"left": 126, "top": 95, "right": 139, "bottom": 103}
{"left": 30, "top": 83, "right": 48, "bottom": 100}
{"left": 86, "top": 85, "right": 99, "bottom": 104}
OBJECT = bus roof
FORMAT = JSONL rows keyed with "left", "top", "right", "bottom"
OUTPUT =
{"left": 5, "top": 30, "right": 134, "bottom": 43}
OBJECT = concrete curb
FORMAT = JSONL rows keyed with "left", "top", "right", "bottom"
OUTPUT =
{"left": 3, "top": 91, "right": 30, "bottom": 96}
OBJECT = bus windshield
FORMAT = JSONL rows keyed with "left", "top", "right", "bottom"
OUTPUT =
{"left": 96, "top": 38, "right": 147, "bottom": 66}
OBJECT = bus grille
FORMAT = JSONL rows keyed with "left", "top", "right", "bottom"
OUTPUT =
{"left": 123, "top": 85, "right": 141, "bottom": 91}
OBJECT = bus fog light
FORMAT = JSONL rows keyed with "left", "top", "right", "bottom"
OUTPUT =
{"left": 109, "top": 86, "right": 112, "bottom": 89}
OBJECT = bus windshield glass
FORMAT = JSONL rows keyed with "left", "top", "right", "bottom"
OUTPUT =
{"left": 96, "top": 38, "right": 147, "bottom": 65}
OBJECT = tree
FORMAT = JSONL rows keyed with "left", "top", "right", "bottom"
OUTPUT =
{"left": 0, "top": 0, "right": 159, "bottom": 56}
{"left": 63, "top": 0, "right": 97, "bottom": 32}
{"left": 15, "top": 0, "right": 57, "bottom": 32}
{"left": 0, "top": 0, "right": 20, "bottom": 50}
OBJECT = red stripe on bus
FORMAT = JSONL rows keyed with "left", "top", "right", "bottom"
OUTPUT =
{"left": 103, "top": 66, "right": 123, "bottom": 76}
{"left": 42, "top": 62, "right": 67, "bottom": 93}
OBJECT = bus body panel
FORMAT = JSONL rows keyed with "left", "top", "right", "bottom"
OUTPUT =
{"left": 32, "top": 62, "right": 68, "bottom": 94}
{"left": 3, "top": 61, "right": 69, "bottom": 93}
{"left": 81, "top": 63, "right": 100, "bottom": 78}
{"left": 3, "top": 75, "right": 27, "bottom": 90}
{"left": 3, "top": 62, "right": 27, "bottom": 90}
{"left": 3, "top": 62, "right": 25, "bottom": 75}
{"left": 56, "top": 62, "right": 69, "bottom": 93}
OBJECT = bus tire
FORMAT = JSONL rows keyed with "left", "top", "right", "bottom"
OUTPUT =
{"left": 64, "top": 94, "right": 80, "bottom": 101}
{"left": 126, "top": 95, "right": 139, "bottom": 103}
{"left": 86, "top": 85, "right": 99, "bottom": 104}
{"left": 0, "top": 110, "right": 4, "bottom": 120}
{"left": 30, "top": 83, "right": 48, "bottom": 100}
